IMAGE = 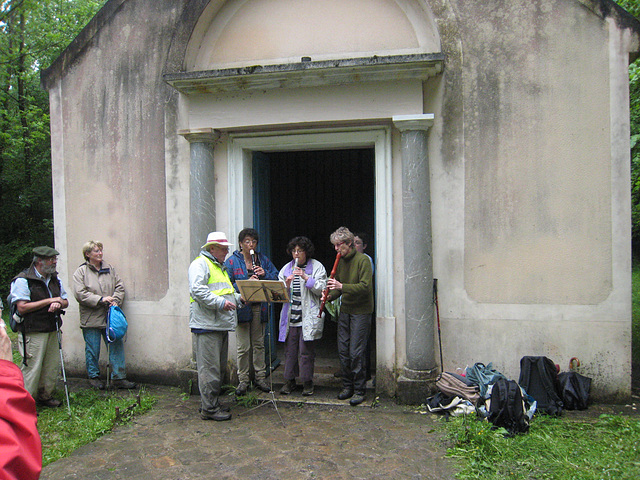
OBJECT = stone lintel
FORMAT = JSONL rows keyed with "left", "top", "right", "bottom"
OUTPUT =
{"left": 164, "top": 53, "right": 445, "bottom": 95}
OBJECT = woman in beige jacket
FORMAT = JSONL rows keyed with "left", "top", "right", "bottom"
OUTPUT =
{"left": 72, "top": 241, "right": 135, "bottom": 390}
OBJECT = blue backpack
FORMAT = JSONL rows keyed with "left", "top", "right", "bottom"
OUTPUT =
{"left": 106, "top": 306, "right": 128, "bottom": 343}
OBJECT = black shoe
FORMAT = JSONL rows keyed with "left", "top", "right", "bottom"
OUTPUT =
{"left": 337, "top": 388, "right": 354, "bottom": 400}
{"left": 37, "top": 397, "right": 62, "bottom": 408}
{"left": 279, "top": 379, "right": 296, "bottom": 395}
{"left": 350, "top": 393, "right": 366, "bottom": 406}
{"left": 200, "top": 409, "right": 232, "bottom": 421}
{"left": 89, "top": 378, "right": 105, "bottom": 390}
{"left": 236, "top": 381, "right": 249, "bottom": 396}
{"left": 302, "top": 381, "right": 314, "bottom": 396}
{"left": 112, "top": 379, "right": 137, "bottom": 389}
{"left": 254, "top": 378, "right": 271, "bottom": 393}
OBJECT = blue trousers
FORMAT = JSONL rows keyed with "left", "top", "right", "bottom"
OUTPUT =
{"left": 83, "top": 328, "right": 126, "bottom": 380}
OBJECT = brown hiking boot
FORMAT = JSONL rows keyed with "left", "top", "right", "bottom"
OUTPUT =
{"left": 89, "top": 378, "right": 105, "bottom": 390}
{"left": 279, "top": 379, "right": 296, "bottom": 395}
{"left": 302, "top": 381, "right": 314, "bottom": 396}
{"left": 112, "top": 379, "right": 137, "bottom": 389}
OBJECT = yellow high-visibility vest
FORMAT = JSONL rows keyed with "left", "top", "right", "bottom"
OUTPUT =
{"left": 190, "top": 256, "right": 235, "bottom": 302}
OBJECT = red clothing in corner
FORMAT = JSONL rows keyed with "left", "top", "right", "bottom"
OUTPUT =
{"left": 0, "top": 359, "right": 42, "bottom": 480}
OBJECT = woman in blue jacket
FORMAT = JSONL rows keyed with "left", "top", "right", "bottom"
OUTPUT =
{"left": 225, "top": 228, "right": 278, "bottom": 395}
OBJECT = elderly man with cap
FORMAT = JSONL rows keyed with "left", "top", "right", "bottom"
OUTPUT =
{"left": 189, "top": 232, "right": 243, "bottom": 421}
{"left": 8, "top": 246, "right": 69, "bottom": 407}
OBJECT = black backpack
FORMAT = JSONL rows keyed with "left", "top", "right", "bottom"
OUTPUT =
{"left": 558, "top": 371, "right": 591, "bottom": 410}
{"left": 6, "top": 293, "right": 28, "bottom": 366}
{"left": 6, "top": 295, "right": 24, "bottom": 333}
{"left": 518, "top": 356, "right": 563, "bottom": 415}
{"left": 486, "top": 378, "right": 530, "bottom": 437}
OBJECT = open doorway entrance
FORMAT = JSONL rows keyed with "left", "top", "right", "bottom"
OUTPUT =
{"left": 253, "top": 148, "right": 375, "bottom": 376}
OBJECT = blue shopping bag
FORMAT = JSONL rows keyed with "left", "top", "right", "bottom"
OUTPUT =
{"left": 106, "top": 305, "right": 128, "bottom": 343}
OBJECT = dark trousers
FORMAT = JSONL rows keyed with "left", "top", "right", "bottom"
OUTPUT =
{"left": 337, "top": 312, "right": 371, "bottom": 393}
{"left": 283, "top": 325, "right": 316, "bottom": 383}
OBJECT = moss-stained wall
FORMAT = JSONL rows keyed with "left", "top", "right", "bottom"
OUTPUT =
{"left": 459, "top": 0, "right": 611, "bottom": 304}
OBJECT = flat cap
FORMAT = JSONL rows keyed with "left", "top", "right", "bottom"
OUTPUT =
{"left": 33, "top": 246, "right": 60, "bottom": 257}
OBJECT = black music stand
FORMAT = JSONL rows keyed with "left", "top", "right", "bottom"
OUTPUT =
{"left": 236, "top": 280, "right": 290, "bottom": 427}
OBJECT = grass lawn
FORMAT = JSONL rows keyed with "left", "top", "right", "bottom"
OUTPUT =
{"left": 433, "top": 263, "right": 640, "bottom": 479}
{"left": 441, "top": 413, "right": 640, "bottom": 480}
{"left": 2, "top": 310, "right": 156, "bottom": 466}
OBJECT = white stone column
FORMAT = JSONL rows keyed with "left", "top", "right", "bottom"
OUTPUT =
{"left": 393, "top": 114, "right": 437, "bottom": 403}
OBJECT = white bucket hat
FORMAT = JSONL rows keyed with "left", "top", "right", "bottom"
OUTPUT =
{"left": 201, "top": 232, "right": 233, "bottom": 249}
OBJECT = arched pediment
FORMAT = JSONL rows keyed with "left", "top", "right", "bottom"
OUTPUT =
{"left": 167, "top": 0, "right": 443, "bottom": 94}
{"left": 186, "top": 0, "right": 441, "bottom": 71}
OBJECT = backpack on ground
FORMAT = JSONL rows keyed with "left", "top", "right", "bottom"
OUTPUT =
{"left": 426, "top": 392, "right": 475, "bottom": 417}
{"left": 518, "top": 356, "right": 563, "bottom": 415}
{"left": 465, "top": 362, "right": 507, "bottom": 398}
{"left": 558, "top": 371, "right": 591, "bottom": 410}
{"left": 486, "top": 378, "right": 530, "bottom": 437}
{"left": 106, "top": 306, "right": 128, "bottom": 343}
{"left": 436, "top": 371, "right": 480, "bottom": 405}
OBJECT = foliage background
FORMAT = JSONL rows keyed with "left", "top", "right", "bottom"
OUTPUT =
{"left": 617, "top": 0, "right": 640, "bottom": 258}
{"left": 0, "top": 0, "right": 106, "bottom": 302}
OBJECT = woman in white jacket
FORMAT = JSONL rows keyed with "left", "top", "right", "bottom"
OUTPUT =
{"left": 277, "top": 236, "right": 327, "bottom": 396}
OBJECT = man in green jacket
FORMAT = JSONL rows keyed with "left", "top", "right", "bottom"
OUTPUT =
{"left": 326, "top": 227, "right": 374, "bottom": 406}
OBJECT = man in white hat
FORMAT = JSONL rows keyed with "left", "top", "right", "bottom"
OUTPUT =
{"left": 188, "top": 232, "right": 243, "bottom": 421}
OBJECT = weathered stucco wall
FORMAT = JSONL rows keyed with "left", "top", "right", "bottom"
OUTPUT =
{"left": 46, "top": 0, "right": 197, "bottom": 381}
{"left": 426, "top": 0, "right": 634, "bottom": 399}
{"left": 43, "top": 0, "right": 637, "bottom": 400}
{"left": 462, "top": 1, "right": 612, "bottom": 304}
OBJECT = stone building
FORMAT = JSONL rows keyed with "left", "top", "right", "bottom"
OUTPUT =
{"left": 41, "top": 0, "right": 640, "bottom": 402}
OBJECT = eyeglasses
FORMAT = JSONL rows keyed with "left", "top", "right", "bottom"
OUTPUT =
{"left": 292, "top": 249, "right": 305, "bottom": 254}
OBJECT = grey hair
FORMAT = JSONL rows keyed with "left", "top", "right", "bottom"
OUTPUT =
{"left": 330, "top": 226, "right": 354, "bottom": 246}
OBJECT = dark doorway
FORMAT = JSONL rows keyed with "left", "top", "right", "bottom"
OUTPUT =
{"left": 264, "top": 148, "right": 375, "bottom": 268}
{"left": 254, "top": 148, "right": 375, "bottom": 366}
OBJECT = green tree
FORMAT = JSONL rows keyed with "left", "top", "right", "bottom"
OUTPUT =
{"left": 617, "top": 0, "right": 640, "bottom": 257}
{"left": 0, "top": 0, "right": 105, "bottom": 299}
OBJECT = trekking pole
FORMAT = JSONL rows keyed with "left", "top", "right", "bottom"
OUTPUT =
{"left": 433, "top": 279, "right": 444, "bottom": 375}
{"left": 55, "top": 315, "right": 72, "bottom": 416}
{"left": 106, "top": 340, "right": 111, "bottom": 390}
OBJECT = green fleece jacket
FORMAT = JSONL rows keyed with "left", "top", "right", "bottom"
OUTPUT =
{"left": 328, "top": 248, "right": 374, "bottom": 314}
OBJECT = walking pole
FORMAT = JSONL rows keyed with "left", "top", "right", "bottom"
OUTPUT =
{"left": 55, "top": 316, "right": 72, "bottom": 416}
{"left": 433, "top": 279, "right": 444, "bottom": 375}
{"left": 106, "top": 340, "right": 110, "bottom": 390}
